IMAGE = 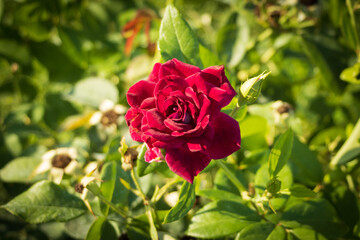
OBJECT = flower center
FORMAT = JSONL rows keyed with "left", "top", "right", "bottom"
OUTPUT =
{"left": 51, "top": 154, "right": 72, "bottom": 169}
{"left": 101, "top": 110, "right": 119, "bottom": 126}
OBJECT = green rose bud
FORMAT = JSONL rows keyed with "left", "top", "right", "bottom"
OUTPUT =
{"left": 266, "top": 178, "right": 282, "bottom": 195}
{"left": 238, "top": 71, "right": 270, "bottom": 106}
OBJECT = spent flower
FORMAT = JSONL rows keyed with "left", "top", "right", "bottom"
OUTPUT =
{"left": 32, "top": 147, "right": 79, "bottom": 184}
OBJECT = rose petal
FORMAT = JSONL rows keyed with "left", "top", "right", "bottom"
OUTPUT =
{"left": 165, "top": 148, "right": 211, "bottom": 183}
{"left": 127, "top": 80, "right": 156, "bottom": 108}
{"left": 147, "top": 63, "right": 161, "bottom": 83}
{"left": 206, "top": 112, "right": 241, "bottom": 159}
{"left": 145, "top": 109, "right": 169, "bottom": 132}
{"left": 125, "top": 108, "right": 144, "bottom": 142}
{"left": 159, "top": 59, "right": 201, "bottom": 80}
{"left": 144, "top": 146, "right": 164, "bottom": 163}
{"left": 203, "top": 66, "right": 237, "bottom": 107}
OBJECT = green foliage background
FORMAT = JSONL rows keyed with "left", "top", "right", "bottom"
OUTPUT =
{"left": 0, "top": 0, "right": 360, "bottom": 239}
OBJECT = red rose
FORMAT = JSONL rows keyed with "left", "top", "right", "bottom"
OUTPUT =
{"left": 125, "top": 59, "right": 241, "bottom": 183}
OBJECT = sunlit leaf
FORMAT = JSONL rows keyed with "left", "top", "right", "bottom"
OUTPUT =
{"left": 1, "top": 181, "right": 86, "bottom": 224}
{"left": 235, "top": 222, "right": 274, "bottom": 240}
{"left": 159, "top": 4, "right": 202, "bottom": 67}
{"left": 163, "top": 180, "right": 195, "bottom": 223}
{"left": 187, "top": 200, "right": 260, "bottom": 238}
{"left": 0, "top": 156, "right": 45, "bottom": 183}
{"left": 100, "top": 161, "right": 130, "bottom": 216}
{"left": 281, "top": 199, "right": 347, "bottom": 238}
{"left": 268, "top": 129, "right": 294, "bottom": 179}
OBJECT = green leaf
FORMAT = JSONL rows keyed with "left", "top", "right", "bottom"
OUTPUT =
{"left": 239, "top": 115, "right": 268, "bottom": 151}
{"left": 159, "top": 4, "right": 202, "bottom": 67}
{"left": 65, "top": 213, "right": 95, "bottom": 239}
{"left": 331, "top": 118, "right": 360, "bottom": 166}
{"left": 267, "top": 225, "right": 287, "bottom": 240}
{"left": 85, "top": 217, "right": 117, "bottom": 240}
{"left": 289, "top": 184, "right": 316, "bottom": 198}
{"left": 197, "top": 189, "right": 243, "bottom": 203}
{"left": 0, "top": 156, "right": 45, "bottom": 183}
{"left": 187, "top": 200, "right": 261, "bottom": 238}
{"left": 4, "top": 133, "right": 22, "bottom": 157}
{"left": 235, "top": 222, "right": 274, "bottom": 240}
{"left": 199, "top": 44, "right": 222, "bottom": 68}
{"left": 30, "top": 42, "right": 83, "bottom": 82}
{"left": 324, "top": 183, "right": 359, "bottom": 230}
{"left": 2, "top": 180, "right": 86, "bottom": 224}
{"left": 100, "top": 161, "right": 130, "bottom": 216}
{"left": 216, "top": 12, "right": 250, "bottom": 68}
{"left": 163, "top": 180, "right": 196, "bottom": 223}
{"left": 66, "top": 77, "right": 119, "bottom": 107}
{"left": 58, "top": 27, "right": 87, "bottom": 68}
{"left": 137, "top": 143, "right": 166, "bottom": 177}
{"left": 340, "top": 62, "right": 360, "bottom": 84}
{"left": 255, "top": 163, "right": 293, "bottom": 196}
{"left": 268, "top": 129, "right": 294, "bottom": 179}
{"left": 228, "top": 14, "right": 250, "bottom": 68}
{"left": 0, "top": 39, "right": 31, "bottom": 64}
{"left": 291, "top": 227, "right": 327, "bottom": 240}
{"left": 341, "top": 10, "right": 358, "bottom": 50}
{"left": 300, "top": 36, "right": 340, "bottom": 94}
{"left": 289, "top": 135, "right": 323, "bottom": 185}
{"left": 281, "top": 199, "right": 347, "bottom": 238}
{"left": 105, "top": 136, "right": 122, "bottom": 162}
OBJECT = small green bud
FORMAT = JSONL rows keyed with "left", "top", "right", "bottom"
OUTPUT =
{"left": 239, "top": 71, "right": 270, "bottom": 105}
{"left": 266, "top": 178, "right": 282, "bottom": 195}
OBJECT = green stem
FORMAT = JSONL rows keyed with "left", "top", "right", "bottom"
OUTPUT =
{"left": 130, "top": 168, "right": 158, "bottom": 240}
{"left": 86, "top": 184, "right": 127, "bottom": 218}
{"left": 229, "top": 103, "right": 241, "bottom": 118}
{"left": 150, "top": 177, "right": 182, "bottom": 203}
{"left": 216, "top": 160, "right": 249, "bottom": 199}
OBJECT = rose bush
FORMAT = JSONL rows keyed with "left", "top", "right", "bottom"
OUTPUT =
{"left": 125, "top": 59, "right": 241, "bottom": 183}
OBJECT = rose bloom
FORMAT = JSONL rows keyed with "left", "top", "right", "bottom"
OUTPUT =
{"left": 125, "top": 59, "right": 241, "bottom": 183}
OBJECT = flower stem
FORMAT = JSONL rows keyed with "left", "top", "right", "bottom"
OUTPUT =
{"left": 229, "top": 103, "right": 241, "bottom": 118}
{"left": 130, "top": 167, "right": 158, "bottom": 240}
{"left": 86, "top": 183, "right": 127, "bottom": 218}
{"left": 215, "top": 160, "right": 249, "bottom": 199}
{"left": 150, "top": 177, "right": 182, "bottom": 203}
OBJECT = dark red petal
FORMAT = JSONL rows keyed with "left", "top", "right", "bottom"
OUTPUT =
{"left": 145, "top": 109, "right": 169, "bottom": 132}
{"left": 125, "top": 108, "right": 144, "bottom": 142}
{"left": 203, "top": 66, "right": 237, "bottom": 107}
{"left": 139, "top": 97, "right": 156, "bottom": 110}
{"left": 165, "top": 148, "right": 211, "bottom": 183}
{"left": 159, "top": 59, "right": 201, "bottom": 80}
{"left": 127, "top": 80, "right": 156, "bottom": 108}
{"left": 147, "top": 63, "right": 161, "bottom": 83}
{"left": 206, "top": 112, "right": 241, "bottom": 159}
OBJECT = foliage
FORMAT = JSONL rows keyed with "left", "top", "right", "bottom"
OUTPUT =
{"left": 1, "top": 0, "right": 360, "bottom": 239}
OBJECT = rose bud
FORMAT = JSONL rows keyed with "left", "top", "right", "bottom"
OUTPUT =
{"left": 239, "top": 71, "right": 270, "bottom": 105}
{"left": 125, "top": 59, "right": 241, "bottom": 183}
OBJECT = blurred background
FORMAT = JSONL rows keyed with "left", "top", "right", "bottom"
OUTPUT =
{"left": 0, "top": 0, "right": 359, "bottom": 239}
